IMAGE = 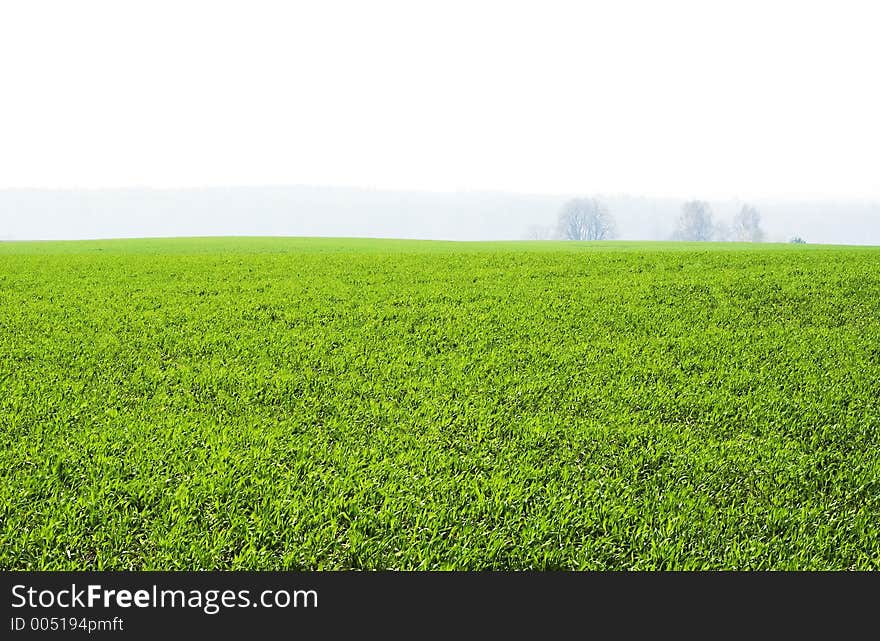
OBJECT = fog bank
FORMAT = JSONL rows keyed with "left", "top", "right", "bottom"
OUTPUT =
{"left": 2, "top": 186, "right": 878, "bottom": 245}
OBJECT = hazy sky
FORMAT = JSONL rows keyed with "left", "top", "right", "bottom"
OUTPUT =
{"left": 1, "top": 0, "right": 879, "bottom": 199}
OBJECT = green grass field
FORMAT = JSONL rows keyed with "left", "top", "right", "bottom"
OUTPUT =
{"left": 2, "top": 237, "right": 879, "bottom": 569}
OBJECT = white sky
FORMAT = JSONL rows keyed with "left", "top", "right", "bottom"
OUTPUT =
{"left": 1, "top": 0, "right": 878, "bottom": 200}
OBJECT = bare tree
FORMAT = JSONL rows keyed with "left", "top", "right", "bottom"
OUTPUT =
{"left": 673, "top": 200, "right": 714, "bottom": 241}
{"left": 732, "top": 204, "right": 764, "bottom": 242}
{"left": 556, "top": 198, "right": 615, "bottom": 240}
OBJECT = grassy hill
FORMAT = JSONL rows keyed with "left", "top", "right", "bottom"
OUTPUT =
{"left": 2, "top": 238, "right": 879, "bottom": 569}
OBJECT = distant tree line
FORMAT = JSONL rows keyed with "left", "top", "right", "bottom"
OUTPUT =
{"left": 672, "top": 200, "right": 765, "bottom": 242}
{"left": 527, "top": 197, "right": 791, "bottom": 242}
